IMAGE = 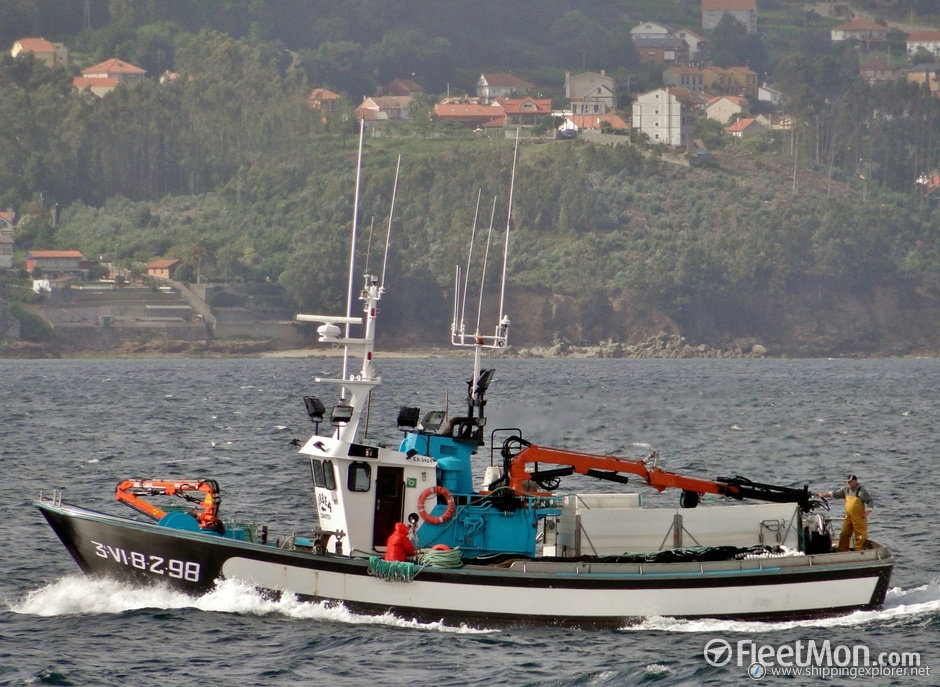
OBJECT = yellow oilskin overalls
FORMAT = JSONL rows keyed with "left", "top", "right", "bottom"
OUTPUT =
{"left": 837, "top": 489, "right": 869, "bottom": 552}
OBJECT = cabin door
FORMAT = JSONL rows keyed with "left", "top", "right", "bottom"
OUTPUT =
{"left": 372, "top": 466, "right": 404, "bottom": 550}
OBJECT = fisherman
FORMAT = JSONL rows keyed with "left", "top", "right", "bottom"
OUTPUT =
{"left": 384, "top": 521, "right": 416, "bottom": 562}
{"left": 818, "top": 474, "right": 874, "bottom": 552}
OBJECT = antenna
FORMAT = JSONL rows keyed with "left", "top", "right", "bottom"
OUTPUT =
{"left": 364, "top": 216, "right": 375, "bottom": 274}
{"left": 497, "top": 130, "right": 520, "bottom": 336}
{"left": 380, "top": 154, "right": 401, "bottom": 290}
{"left": 475, "top": 196, "right": 498, "bottom": 337}
{"left": 342, "top": 119, "right": 366, "bottom": 391}
{"left": 459, "top": 188, "right": 483, "bottom": 336}
{"left": 451, "top": 130, "right": 517, "bottom": 355}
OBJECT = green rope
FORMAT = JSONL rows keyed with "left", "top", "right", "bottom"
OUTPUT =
{"left": 367, "top": 548, "right": 464, "bottom": 582}
{"left": 367, "top": 556, "right": 420, "bottom": 582}
{"left": 417, "top": 547, "right": 463, "bottom": 568}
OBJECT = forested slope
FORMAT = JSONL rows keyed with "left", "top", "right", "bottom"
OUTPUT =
{"left": 1, "top": 1, "right": 937, "bottom": 355}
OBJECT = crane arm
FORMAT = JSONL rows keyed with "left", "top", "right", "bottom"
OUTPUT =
{"left": 506, "top": 441, "right": 812, "bottom": 510}
{"left": 116, "top": 479, "right": 223, "bottom": 529}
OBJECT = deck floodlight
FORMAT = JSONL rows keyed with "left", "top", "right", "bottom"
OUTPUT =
{"left": 397, "top": 406, "right": 420, "bottom": 429}
{"left": 303, "top": 396, "right": 326, "bottom": 423}
{"left": 421, "top": 410, "right": 446, "bottom": 432}
{"left": 330, "top": 404, "right": 354, "bottom": 426}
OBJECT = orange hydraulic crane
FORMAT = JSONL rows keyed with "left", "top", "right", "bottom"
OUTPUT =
{"left": 116, "top": 479, "right": 223, "bottom": 530}
{"left": 501, "top": 437, "right": 813, "bottom": 511}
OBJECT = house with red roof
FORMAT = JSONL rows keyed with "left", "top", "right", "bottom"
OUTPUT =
{"left": 0, "top": 209, "right": 15, "bottom": 232}
{"left": 725, "top": 117, "right": 766, "bottom": 139}
{"left": 562, "top": 113, "right": 630, "bottom": 132}
{"left": 308, "top": 87, "right": 341, "bottom": 112}
{"left": 830, "top": 19, "right": 888, "bottom": 48}
{"left": 433, "top": 99, "right": 506, "bottom": 128}
{"left": 11, "top": 37, "right": 69, "bottom": 68}
{"left": 355, "top": 96, "right": 414, "bottom": 122}
{"left": 701, "top": 0, "right": 757, "bottom": 34}
{"left": 73, "top": 58, "right": 146, "bottom": 97}
{"left": 384, "top": 78, "right": 423, "bottom": 96}
{"left": 25, "top": 250, "right": 88, "bottom": 279}
{"left": 498, "top": 97, "right": 552, "bottom": 126}
{"left": 147, "top": 258, "right": 181, "bottom": 280}
{"left": 907, "top": 30, "right": 940, "bottom": 59}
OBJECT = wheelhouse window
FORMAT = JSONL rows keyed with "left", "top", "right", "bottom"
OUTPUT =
{"left": 310, "top": 459, "right": 336, "bottom": 490}
{"left": 348, "top": 461, "right": 372, "bottom": 492}
{"left": 310, "top": 459, "right": 324, "bottom": 486}
{"left": 322, "top": 460, "right": 336, "bottom": 490}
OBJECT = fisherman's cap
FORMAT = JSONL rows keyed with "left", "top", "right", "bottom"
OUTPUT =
{"left": 846, "top": 473, "right": 858, "bottom": 481}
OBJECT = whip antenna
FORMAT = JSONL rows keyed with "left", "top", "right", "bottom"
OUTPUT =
{"left": 460, "top": 188, "right": 483, "bottom": 334}
{"left": 380, "top": 154, "right": 401, "bottom": 290}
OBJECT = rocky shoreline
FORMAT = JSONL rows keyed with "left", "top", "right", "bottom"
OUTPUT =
{"left": 2, "top": 332, "right": 936, "bottom": 360}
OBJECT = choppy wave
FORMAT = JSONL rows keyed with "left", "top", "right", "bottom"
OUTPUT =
{"left": 7, "top": 576, "right": 494, "bottom": 634}
{"left": 622, "top": 578, "right": 940, "bottom": 633}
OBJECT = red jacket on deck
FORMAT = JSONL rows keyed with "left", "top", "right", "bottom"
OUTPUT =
{"left": 384, "top": 522, "right": 416, "bottom": 562}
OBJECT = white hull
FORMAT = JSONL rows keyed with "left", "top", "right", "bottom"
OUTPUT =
{"left": 224, "top": 553, "right": 891, "bottom": 622}
{"left": 37, "top": 474, "right": 893, "bottom": 626}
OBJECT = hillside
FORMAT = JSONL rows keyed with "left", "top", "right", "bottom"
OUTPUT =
{"left": 1, "top": 1, "right": 938, "bottom": 357}
{"left": 4, "top": 135, "right": 930, "bottom": 358}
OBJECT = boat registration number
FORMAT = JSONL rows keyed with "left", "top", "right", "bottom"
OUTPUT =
{"left": 90, "top": 540, "right": 201, "bottom": 582}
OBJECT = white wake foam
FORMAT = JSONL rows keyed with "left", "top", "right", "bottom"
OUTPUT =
{"left": 621, "top": 578, "right": 940, "bottom": 633}
{"left": 7, "top": 576, "right": 493, "bottom": 633}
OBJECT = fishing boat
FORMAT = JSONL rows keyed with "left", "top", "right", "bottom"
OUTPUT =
{"left": 35, "top": 133, "right": 893, "bottom": 627}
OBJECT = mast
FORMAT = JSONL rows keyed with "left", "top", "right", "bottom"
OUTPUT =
{"left": 451, "top": 129, "right": 519, "bottom": 424}
{"left": 295, "top": 121, "right": 398, "bottom": 444}
{"left": 341, "top": 119, "right": 367, "bottom": 391}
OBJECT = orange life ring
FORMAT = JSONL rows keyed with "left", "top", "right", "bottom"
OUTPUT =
{"left": 431, "top": 544, "right": 451, "bottom": 551}
{"left": 417, "top": 486, "right": 455, "bottom": 524}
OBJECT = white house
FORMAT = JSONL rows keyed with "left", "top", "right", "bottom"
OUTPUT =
{"left": 830, "top": 19, "right": 888, "bottom": 47}
{"left": 676, "top": 29, "right": 707, "bottom": 63}
{"left": 907, "top": 30, "right": 940, "bottom": 59}
{"left": 631, "top": 87, "right": 699, "bottom": 147}
{"left": 476, "top": 73, "right": 532, "bottom": 101}
{"left": 705, "top": 95, "right": 748, "bottom": 124}
{"left": 758, "top": 83, "right": 782, "bottom": 107}
{"left": 11, "top": 37, "right": 69, "bottom": 67}
{"left": 630, "top": 22, "right": 673, "bottom": 41}
{"left": 565, "top": 71, "right": 617, "bottom": 115}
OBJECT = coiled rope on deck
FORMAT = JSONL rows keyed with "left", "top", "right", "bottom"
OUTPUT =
{"left": 418, "top": 547, "right": 463, "bottom": 568}
{"left": 367, "top": 548, "right": 464, "bottom": 583}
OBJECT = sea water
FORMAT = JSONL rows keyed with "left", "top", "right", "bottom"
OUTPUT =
{"left": 1, "top": 357, "right": 937, "bottom": 686}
